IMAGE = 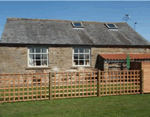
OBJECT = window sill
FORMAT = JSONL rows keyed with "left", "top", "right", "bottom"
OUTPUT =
{"left": 70, "top": 66, "right": 92, "bottom": 69}
{"left": 25, "top": 67, "right": 51, "bottom": 70}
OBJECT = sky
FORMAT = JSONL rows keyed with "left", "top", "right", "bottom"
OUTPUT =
{"left": 0, "top": 1, "right": 150, "bottom": 42}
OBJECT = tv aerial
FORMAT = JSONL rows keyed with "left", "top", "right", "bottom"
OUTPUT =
{"left": 134, "top": 22, "right": 137, "bottom": 30}
{"left": 123, "top": 14, "right": 131, "bottom": 21}
{"left": 123, "top": 14, "right": 138, "bottom": 30}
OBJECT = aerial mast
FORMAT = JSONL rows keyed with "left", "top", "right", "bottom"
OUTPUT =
{"left": 123, "top": 14, "right": 137, "bottom": 30}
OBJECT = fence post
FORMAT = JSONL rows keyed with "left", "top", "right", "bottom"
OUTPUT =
{"left": 97, "top": 70, "right": 100, "bottom": 97}
{"left": 140, "top": 69, "right": 144, "bottom": 94}
{"left": 49, "top": 72, "right": 52, "bottom": 100}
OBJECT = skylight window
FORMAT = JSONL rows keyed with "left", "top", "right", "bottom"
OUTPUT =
{"left": 71, "top": 22, "right": 83, "bottom": 28}
{"left": 105, "top": 23, "right": 118, "bottom": 29}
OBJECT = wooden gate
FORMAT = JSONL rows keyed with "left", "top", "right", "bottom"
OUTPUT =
{"left": 142, "top": 62, "right": 150, "bottom": 93}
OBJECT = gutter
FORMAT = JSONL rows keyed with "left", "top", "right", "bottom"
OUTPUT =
{"left": 0, "top": 43, "right": 150, "bottom": 48}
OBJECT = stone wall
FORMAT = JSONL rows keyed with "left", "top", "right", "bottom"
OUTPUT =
{"left": 0, "top": 46, "right": 150, "bottom": 74}
{"left": 0, "top": 47, "right": 27, "bottom": 73}
{"left": 48, "top": 47, "right": 72, "bottom": 71}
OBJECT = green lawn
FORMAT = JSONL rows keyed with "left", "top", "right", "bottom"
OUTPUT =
{"left": 0, "top": 94, "right": 150, "bottom": 117}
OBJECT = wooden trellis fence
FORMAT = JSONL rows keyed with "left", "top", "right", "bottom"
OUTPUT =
{"left": 97, "top": 70, "right": 141, "bottom": 97}
{"left": 0, "top": 70, "right": 142, "bottom": 103}
{"left": 0, "top": 73, "right": 49, "bottom": 102}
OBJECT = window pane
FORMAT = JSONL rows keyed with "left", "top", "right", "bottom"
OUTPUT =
{"left": 29, "top": 48, "right": 34, "bottom": 53}
{"left": 36, "top": 48, "right": 41, "bottom": 53}
{"left": 42, "top": 48, "right": 47, "bottom": 53}
{"left": 74, "top": 54, "right": 78, "bottom": 59}
{"left": 29, "top": 54, "right": 34, "bottom": 59}
{"left": 79, "top": 60, "right": 84, "bottom": 65}
{"left": 85, "top": 49, "right": 89, "bottom": 53}
{"left": 36, "top": 60, "right": 41, "bottom": 66}
{"left": 85, "top": 54, "right": 89, "bottom": 59}
{"left": 74, "top": 49, "right": 78, "bottom": 53}
{"left": 79, "top": 54, "right": 84, "bottom": 59}
{"left": 74, "top": 22, "right": 82, "bottom": 27}
{"left": 33, "top": 61, "right": 36, "bottom": 66}
{"left": 74, "top": 60, "right": 78, "bottom": 65}
{"left": 29, "top": 59, "right": 35, "bottom": 66}
{"left": 79, "top": 49, "right": 84, "bottom": 53}
{"left": 42, "top": 60, "right": 47, "bottom": 66}
{"left": 85, "top": 60, "right": 90, "bottom": 65}
{"left": 42, "top": 54, "right": 47, "bottom": 59}
{"left": 28, "top": 48, "right": 48, "bottom": 67}
{"left": 35, "top": 54, "right": 41, "bottom": 59}
{"left": 108, "top": 24, "right": 115, "bottom": 28}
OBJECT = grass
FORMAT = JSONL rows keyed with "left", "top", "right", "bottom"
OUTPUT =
{"left": 0, "top": 94, "right": 150, "bottom": 117}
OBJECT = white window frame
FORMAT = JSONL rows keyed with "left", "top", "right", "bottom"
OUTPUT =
{"left": 72, "top": 47, "right": 91, "bottom": 67}
{"left": 105, "top": 23, "right": 118, "bottom": 29}
{"left": 27, "top": 47, "right": 48, "bottom": 68}
{"left": 71, "top": 22, "right": 84, "bottom": 28}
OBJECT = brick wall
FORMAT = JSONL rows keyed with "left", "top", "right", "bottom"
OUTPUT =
{"left": 0, "top": 46, "right": 150, "bottom": 73}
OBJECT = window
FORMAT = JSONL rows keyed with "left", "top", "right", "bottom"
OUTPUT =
{"left": 71, "top": 22, "right": 83, "bottom": 28}
{"left": 28, "top": 47, "right": 48, "bottom": 67}
{"left": 105, "top": 23, "right": 118, "bottom": 29}
{"left": 73, "top": 48, "right": 90, "bottom": 66}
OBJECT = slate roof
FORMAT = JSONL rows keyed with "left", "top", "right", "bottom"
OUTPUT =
{"left": 1, "top": 18, "right": 149, "bottom": 45}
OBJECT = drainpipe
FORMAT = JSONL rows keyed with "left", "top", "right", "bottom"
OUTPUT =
{"left": 127, "top": 54, "right": 130, "bottom": 70}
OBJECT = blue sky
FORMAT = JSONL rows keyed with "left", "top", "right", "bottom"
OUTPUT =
{"left": 0, "top": 1, "right": 150, "bottom": 42}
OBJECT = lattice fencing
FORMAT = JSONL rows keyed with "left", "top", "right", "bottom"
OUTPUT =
{"left": 0, "top": 70, "right": 142, "bottom": 103}
{"left": 97, "top": 70, "right": 141, "bottom": 96}
{"left": 0, "top": 71, "right": 98, "bottom": 102}
{"left": 0, "top": 73, "right": 49, "bottom": 102}
{"left": 50, "top": 71, "right": 98, "bottom": 99}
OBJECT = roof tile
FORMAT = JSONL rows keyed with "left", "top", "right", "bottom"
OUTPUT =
{"left": 100, "top": 53, "right": 150, "bottom": 60}
{"left": 1, "top": 18, "right": 149, "bottom": 45}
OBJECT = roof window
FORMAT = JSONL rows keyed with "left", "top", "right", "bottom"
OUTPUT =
{"left": 71, "top": 22, "right": 83, "bottom": 28}
{"left": 105, "top": 23, "right": 118, "bottom": 29}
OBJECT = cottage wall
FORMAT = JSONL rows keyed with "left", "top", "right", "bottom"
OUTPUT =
{"left": 0, "top": 46, "right": 150, "bottom": 74}
{"left": 0, "top": 47, "right": 27, "bottom": 73}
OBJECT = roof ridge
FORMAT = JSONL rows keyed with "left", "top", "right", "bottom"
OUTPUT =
{"left": 7, "top": 18, "right": 72, "bottom": 22}
{"left": 7, "top": 17, "right": 126, "bottom": 24}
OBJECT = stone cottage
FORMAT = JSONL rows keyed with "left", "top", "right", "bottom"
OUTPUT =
{"left": 0, "top": 17, "right": 150, "bottom": 74}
